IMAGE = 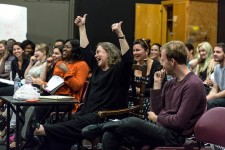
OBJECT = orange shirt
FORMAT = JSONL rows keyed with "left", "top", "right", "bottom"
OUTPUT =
{"left": 53, "top": 60, "right": 89, "bottom": 112}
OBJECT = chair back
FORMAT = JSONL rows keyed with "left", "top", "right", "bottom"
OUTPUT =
{"left": 130, "top": 59, "right": 148, "bottom": 117}
{"left": 194, "top": 107, "right": 225, "bottom": 147}
{"left": 81, "top": 81, "right": 89, "bottom": 103}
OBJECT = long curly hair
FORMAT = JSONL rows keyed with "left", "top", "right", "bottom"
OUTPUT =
{"left": 64, "top": 39, "right": 83, "bottom": 61}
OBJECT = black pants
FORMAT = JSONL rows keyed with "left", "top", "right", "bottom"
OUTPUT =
{"left": 207, "top": 98, "right": 225, "bottom": 110}
{"left": 0, "top": 85, "right": 14, "bottom": 96}
{"left": 41, "top": 110, "right": 101, "bottom": 150}
{"left": 102, "top": 117, "right": 185, "bottom": 150}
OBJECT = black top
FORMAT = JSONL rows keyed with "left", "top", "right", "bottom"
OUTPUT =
{"left": 81, "top": 45, "right": 133, "bottom": 113}
{"left": 131, "top": 60, "right": 162, "bottom": 97}
{"left": 11, "top": 58, "right": 29, "bottom": 80}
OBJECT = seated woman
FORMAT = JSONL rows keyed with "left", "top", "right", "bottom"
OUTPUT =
{"left": 0, "top": 40, "right": 15, "bottom": 83}
{"left": 33, "top": 39, "right": 89, "bottom": 124}
{"left": 189, "top": 42, "right": 217, "bottom": 94}
{"left": 150, "top": 43, "right": 161, "bottom": 63}
{"left": 0, "top": 42, "right": 29, "bottom": 145}
{"left": 0, "top": 42, "right": 29, "bottom": 95}
{"left": 21, "top": 14, "right": 133, "bottom": 150}
{"left": 24, "top": 43, "right": 49, "bottom": 81}
{"left": 32, "top": 45, "right": 64, "bottom": 95}
{"left": 131, "top": 39, "right": 163, "bottom": 120}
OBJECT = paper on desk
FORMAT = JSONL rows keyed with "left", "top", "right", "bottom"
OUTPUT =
{"left": 39, "top": 95, "right": 74, "bottom": 100}
{"left": 0, "top": 78, "right": 14, "bottom": 85}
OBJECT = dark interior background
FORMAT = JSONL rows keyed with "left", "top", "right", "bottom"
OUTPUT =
{"left": 217, "top": 0, "right": 225, "bottom": 43}
{"left": 74, "top": 0, "right": 163, "bottom": 50}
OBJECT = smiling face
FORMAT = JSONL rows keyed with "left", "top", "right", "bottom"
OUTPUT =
{"left": 0, "top": 43, "right": 6, "bottom": 54}
{"left": 133, "top": 44, "right": 148, "bottom": 62}
{"left": 52, "top": 47, "right": 63, "bottom": 63}
{"left": 151, "top": 45, "right": 160, "bottom": 60}
{"left": 95, "top": 45, "right": 109, "bottom": 70}
{"left": 198, "top": 47, "right": 207, "bottom": 60}
{"left": 24, "top": 44, "right": 33, "bottom": 57}
{"left": 13, "top": 44, "right": 23, "bottom": 59}
{"left": 63, "top": 41, "right": 72, "bottom": 60}
{"left": 34, "top": 47, "right": 45, "bottom": 61}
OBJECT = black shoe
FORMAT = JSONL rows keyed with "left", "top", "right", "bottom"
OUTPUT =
{"left": 21, "top": 106, "right": 36, "bottom": 140}
{"left": 82, "top": 123, "right": 104, "bottom": 140}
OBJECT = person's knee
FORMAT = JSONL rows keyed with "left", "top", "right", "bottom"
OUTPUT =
{"left": 121, "top": 117, "right": 142, "bottom": 128}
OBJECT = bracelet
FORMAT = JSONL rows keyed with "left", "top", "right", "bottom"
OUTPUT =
{"left": 118, "top": 36, "right": 125, "bottom": 39}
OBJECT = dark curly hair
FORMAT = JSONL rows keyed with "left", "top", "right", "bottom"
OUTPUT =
{"left": 64, "top": 39, "right": 83, "bottom": 61}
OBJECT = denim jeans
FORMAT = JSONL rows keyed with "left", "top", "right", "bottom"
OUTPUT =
{"left": 102, "top": 117, "right": 185, "bottom": 150}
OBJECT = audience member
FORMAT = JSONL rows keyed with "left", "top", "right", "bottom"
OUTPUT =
{"left": 0, "top": 40, "right": 14, "bottom": 82}
{"left": 207, "top": 43, "right": 225, "bottom": 109}
{"left": 131, "top": 39, "right": 162, "bottom": 119}
{"left": 24, "top": 43, "right": 49, "bottom": 79}
{"left": 101, "top": 40, "right": 206, "bottom": 150}
{"left": 185, "top": 43, "right": 195, "bottom": 61}
{"left": 189, "top": 42, "right": 213, "bottom": 81}
{"left": 54, "top": 39, "right": 65, "bottom": 48}
{"left": 6, "top": 38, "right": 16, "bottom": 56}
{"left": 20, "top": 14, "right": 132, "bottom": 150}
{"left": 21, "top": 40, "right": 35, "bottom": 59}
{"left": 150, "top": 43, "right": 161, "bottom": 63}
{"left": 189, "top": 42, "right": 217, "bottom": 94}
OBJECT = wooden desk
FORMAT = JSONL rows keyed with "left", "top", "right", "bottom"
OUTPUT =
{"left": 0, "top": 96, "right": 78, "bottom": 150}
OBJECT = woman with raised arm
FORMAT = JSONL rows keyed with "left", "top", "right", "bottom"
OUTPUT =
{"left": 21, "top": 14, "right": 133, "bottom": 150}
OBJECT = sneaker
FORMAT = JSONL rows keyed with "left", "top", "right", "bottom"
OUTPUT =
{"left": 21, "top": 106, "right": 35, "bottom": 140}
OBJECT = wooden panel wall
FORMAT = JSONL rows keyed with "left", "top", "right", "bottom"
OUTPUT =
{"left": 173, "top": 1, "right": 187, "bottom": 42}
{"left": 188, "top": 1, "right": 218, "bottom": 47}
{"left": 135, "top": 4, "right": 162, "bottom": 44}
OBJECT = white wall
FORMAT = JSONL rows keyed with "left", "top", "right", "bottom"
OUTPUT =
{"left": 0, "top": 0, "right": 74, "bottom": 46}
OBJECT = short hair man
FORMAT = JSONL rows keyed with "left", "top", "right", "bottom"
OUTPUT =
{"left": 101, "top": 41, "right": 206, "bottom": 149}
{"left": 207, "top": 43, "right": 225, "bottom": 109}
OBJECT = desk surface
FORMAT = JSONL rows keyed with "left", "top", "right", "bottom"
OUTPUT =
{"left": 0, "top": 96, "right": 79, "bottom": 106}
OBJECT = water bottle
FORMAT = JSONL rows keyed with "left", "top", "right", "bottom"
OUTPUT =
{"left": 25, "top": 75, "right": 33, "bottom": 85}
{"left": 14, "top": 73, "right": 22, "bottom": 93}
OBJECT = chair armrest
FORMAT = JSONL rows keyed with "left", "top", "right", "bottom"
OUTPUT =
{"left": 97, "top": 105, "right": 140, "bottom": 118}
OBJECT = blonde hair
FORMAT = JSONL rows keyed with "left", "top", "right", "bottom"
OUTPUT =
{"left": 196, "top": 42, "right": 213, "bottom": 73}
{"left": 35, "top": 43, "right": 50, "bottom": 57}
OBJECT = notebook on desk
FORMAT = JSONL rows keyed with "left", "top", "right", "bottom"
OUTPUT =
{"left": 44, "top": 75, "right": 64, "bottom": 94}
